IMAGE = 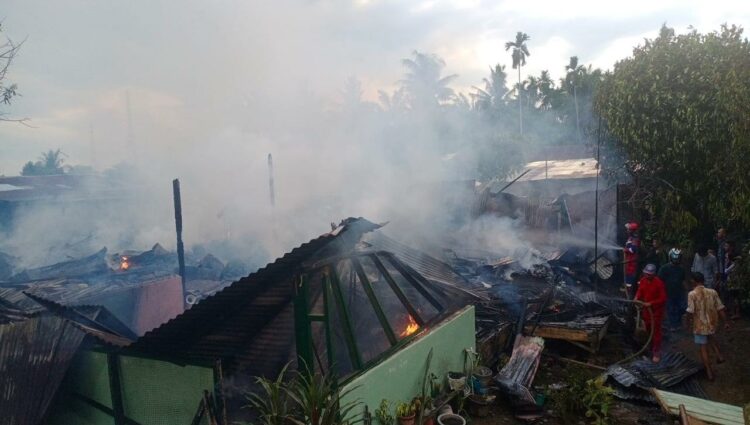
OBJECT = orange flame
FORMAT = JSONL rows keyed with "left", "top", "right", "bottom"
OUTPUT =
{"left": 120, "top": 256, "right": 130, "bottom": 271}
{"left": 400, "top": 315, "right": 419, "bottom": 337}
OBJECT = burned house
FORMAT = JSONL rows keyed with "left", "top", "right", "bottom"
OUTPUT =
{"left": 39, "top": 218, "right": 477, "bottom": 425}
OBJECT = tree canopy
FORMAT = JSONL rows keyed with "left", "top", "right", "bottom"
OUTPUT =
{"left": 21, "top": 149, "right": 66, "bottom": 176}
{"left": 1, "top": 23, "right": 23, "bottom": 122}
{"left": 596, "top": 24, "right": 750, "bottom": 241}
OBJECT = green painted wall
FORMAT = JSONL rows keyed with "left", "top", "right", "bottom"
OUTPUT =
{"left": 47, "top": 351, "right": 214, "bottom": 425}
{"left": 47, "top": 350, "right": 113, "bottom": 425}
{"left": 119, "top": 356, "right": 214, "bottom": 425}
{"left": 342, "top": 306, "right": 475, "bottom": 417}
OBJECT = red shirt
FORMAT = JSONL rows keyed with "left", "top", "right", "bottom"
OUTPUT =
{"left": 624, "top": 234, "right": 640, "bottom": 276}
{"left": 635, "top": 275, "right": 667, "bottom": 319}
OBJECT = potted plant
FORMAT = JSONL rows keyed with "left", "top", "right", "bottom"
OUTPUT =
{"left": 375, "top": 399, "right": 395, "bottom": 425}
{"left": 395, "top": 401, "right": 416, "bottom": 425}
{"left": 437, "top": 413, "right": 466, "bottom": 425}
{"left": 466, "top": 394, "right": 494, "bottom": 418}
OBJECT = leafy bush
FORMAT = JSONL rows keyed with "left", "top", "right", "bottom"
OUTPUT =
{"left": 375, "top": 399, "right": 395, "bottom": 425}
{"left": 549, "top": 369, "right": 613, "bottom": 425}
{"left": 239, "top": 362, "right": 362, "bottom": 425}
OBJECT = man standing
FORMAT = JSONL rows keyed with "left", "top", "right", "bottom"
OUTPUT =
{"left": 659, "top": 248, "right": 687, "bottom": 331}
{"left": 691, "top": 245, "right": 718, "bottom": 289}
{"left": 685, "top": 272, "right": 729, "bottom": 381}
{"left": 624, "top": 222, "right": 641, "bottom": 298}
{"left": 645, "top": 238, "right": 668, "bottom": 271}
{"left": 635, "top": 264, "right": 667, "bottom": 363}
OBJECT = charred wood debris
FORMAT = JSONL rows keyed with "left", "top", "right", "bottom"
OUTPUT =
{"left": 0, "top": 231, "right": 708, "bottom": 420}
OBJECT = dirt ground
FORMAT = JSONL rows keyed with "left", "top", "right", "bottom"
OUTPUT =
{"left": 469, "top": 316, "right": 750, "bottom": 425}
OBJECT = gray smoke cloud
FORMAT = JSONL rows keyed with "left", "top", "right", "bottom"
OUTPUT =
{"left": 3, "top": 1, "right": 745, "bottom": 270}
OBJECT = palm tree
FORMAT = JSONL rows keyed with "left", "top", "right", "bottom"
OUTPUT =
{"left": 505, "top": 32, "right": 530, "bottom": 135}
{"left": 525, "top": 75, "right": 540, "bottom": 109}
{"left": 471, "top": 64, "right": 509, "bottom": 112}
{"left": 537, "top": 70, "right": 556, "bottom": 110}
{"left": 400, "top": 50, "right": 457, "bottom": 110}
{"left": 565, "top": 56, "right": 585, "bottom": 142}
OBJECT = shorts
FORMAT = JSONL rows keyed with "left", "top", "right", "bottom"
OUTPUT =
{"left": 694, "top": 334, "right": 708, "bottom": 345}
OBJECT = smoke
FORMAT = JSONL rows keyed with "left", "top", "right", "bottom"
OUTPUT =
{"left": 0, "top": 1, "right": 604, "bottom": 271}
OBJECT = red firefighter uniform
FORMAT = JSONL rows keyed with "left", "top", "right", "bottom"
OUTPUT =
{"left": 624, "top": 233, "right": 640, "bottom": 278}
{"left": 635, "top": 273, "right": 667, "bottom": 357}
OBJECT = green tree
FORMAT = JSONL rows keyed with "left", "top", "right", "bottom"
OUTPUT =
{"left": 505, "top": 31, "right": 531, "bottom": 135}
{"left": 21, "top": 149, "right": 66, "bottom": 176}
{"left": 471, "top": 64, "right": 509, "bottom": 114}
{"left": 1, "top": 22, "right": 24, "bottom": 123}
{"left": 536, "top": 70, "right": 557, "bottom": 111}
{"left": 595, "top": 24, "right": 750, "bottom": 240}
{"left": 399, "top": 50, "right": 457, "bottom": 110}
{"left": 565, "top": 56, "right": 585, "bottom": 142}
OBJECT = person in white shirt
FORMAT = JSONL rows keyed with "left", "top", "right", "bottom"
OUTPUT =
{"left": 691, "top": 245, "right": 718, "bottom": 289}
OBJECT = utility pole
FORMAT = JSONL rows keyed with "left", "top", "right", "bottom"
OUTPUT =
{"left": 173, "top": 179, "right": 187, "bottom": 308}
{"left": 594, "top": 116, "right": 602, "bottom": 292}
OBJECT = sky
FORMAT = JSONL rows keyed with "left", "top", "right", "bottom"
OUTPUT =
{"left": 1, "top": 0, "right": 750, "bottom": 174}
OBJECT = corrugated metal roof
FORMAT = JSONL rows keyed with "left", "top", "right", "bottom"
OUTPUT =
{"left": 604, "top": 352, "right": 705, "bottom": 402}
{"left": 125, "top": 218, "right": 381, "bottom": 372}
{"left": 363, "top": 232, "right": 487, "bottom": 300}
{"left": 0, "top": 313, "right": 87, "bottom": 425}
{"left": 508, "top": 158, "right": 599, "bottom": 182}
{"left": 651, "top": 389, "right": 745, "bottom": 425}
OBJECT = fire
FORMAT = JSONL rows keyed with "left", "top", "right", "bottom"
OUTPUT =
{"left": 400, "top": 315, "right": 419, "bottom": 337}
{"left": 120, "top": 256, "right": 130, "bottom": 271}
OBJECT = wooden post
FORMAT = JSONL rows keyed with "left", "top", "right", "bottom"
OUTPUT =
{"left": 107, "top": 354, "right": 126, "bottom": 425}
{"left": 173, "top": 179, "right": 187, "bottom": 308}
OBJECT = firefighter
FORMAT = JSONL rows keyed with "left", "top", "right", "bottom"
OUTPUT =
{"left": 635, "top": 263, "right": 667, "bottom": 363}
{"left": 623, "top": 222, "right": 641, "bottom": 298}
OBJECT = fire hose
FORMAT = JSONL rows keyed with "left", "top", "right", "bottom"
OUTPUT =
{"left": 615, "top": 298, "right": 654, "bottom": 365}
{"left": 542, "top": 298, "right": 654, "bottom": 370}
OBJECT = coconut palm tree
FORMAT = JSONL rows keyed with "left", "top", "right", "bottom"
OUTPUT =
{"left": 471, "top": 64, "right": 509, "bottom": 112}
{"left": 505, "top": 32, "right": 530, "bottom": 135}
{"left": 537, "top": 70, "right": 556, "bottom": 110}
{"left": 565, "top": 56, "right": 585, "bottom": 142}
{"left": 400, "top": 50, "right": 457, "bottom": 110}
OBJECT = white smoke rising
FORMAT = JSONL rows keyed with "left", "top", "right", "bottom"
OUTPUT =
{"left": 0, "top": 1, "right": 602, "bottom": 271}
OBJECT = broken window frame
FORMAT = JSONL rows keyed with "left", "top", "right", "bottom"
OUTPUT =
{"left": 294, "top": 251, "right": 452, "bottom": 382}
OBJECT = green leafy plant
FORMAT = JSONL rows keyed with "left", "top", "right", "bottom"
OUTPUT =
{"left": 375, "top": 399, "right": 395, "bottom": 425}
{"left": 395, "top": 401, "right": 416, "bottom": 419}
{"left": 286, "top": 363, "right": 362, "bottom": 425}
{"left": 582, "top": 377, "right": 614, "bottom": 425}
{"left": 549, "top": 368, "right": 613, "bottom": 425}
{"left": 416, "top": 348, "right": 434, "bottom": 425}
{"left": 238, "top": 364, "right": 291, "bottom": 425}
{"left": 239, "top": 362, "right": 362, "bottom": 425}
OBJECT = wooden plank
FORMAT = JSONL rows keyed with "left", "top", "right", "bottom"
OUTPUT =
{"left": 525, "top": 324, "right": 591, "bottom": 342}
{"left": 651, "top": 389, "right": 744, "bottom": 425}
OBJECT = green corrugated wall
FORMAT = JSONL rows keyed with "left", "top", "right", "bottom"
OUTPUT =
{"left": 342, "top": 306, "right": 476, "bottom": 417}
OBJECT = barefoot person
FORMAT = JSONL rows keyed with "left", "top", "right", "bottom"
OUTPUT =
{"left": 685, "top": 272, "right": 730, "bottom": 381}
{"left": 635, "top": 264, "right": 667, "bottom": 362}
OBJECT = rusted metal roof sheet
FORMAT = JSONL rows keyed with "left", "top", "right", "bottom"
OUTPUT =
{"left": 495, "top": 336, "right": 545, "bottom": 404}
{"left": 512, "top": 158, "right": 599, "bottom": 182}
{"left": 0, "top": 313, "right": 87, "bottom": 425}
{"left": 125, "top": 218, "right": 380, "bottom": 372}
